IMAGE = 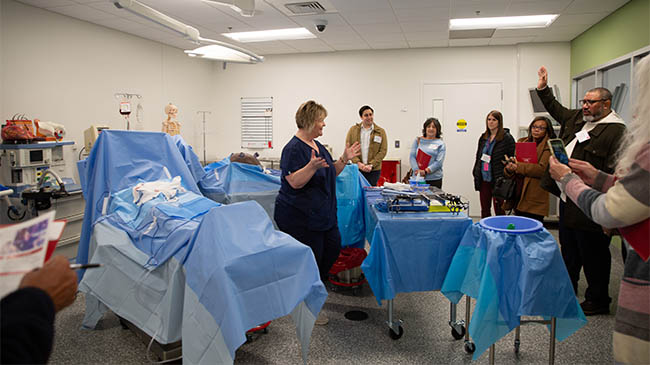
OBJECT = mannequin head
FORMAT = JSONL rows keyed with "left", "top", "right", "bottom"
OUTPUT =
{"left": 165, "top": 103, "right": 178, "bottom": 119}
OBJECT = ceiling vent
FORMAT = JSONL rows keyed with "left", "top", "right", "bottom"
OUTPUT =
{"left": 285, "top": 2, "right": 325, "bottom": 14}
{"left": 264, "top": 0, "right": 336, "bottom": 16}
{"left": 449, "top": 29, "right": 496, "bottom": 39}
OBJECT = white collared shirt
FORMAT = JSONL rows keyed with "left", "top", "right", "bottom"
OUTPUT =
{"left": 360, "top": 124, "right": 373, "bottom": 164}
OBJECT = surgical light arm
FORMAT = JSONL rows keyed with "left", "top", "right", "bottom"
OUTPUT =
{"left": 112, "top": 0, "right": 263, "bottom": 63}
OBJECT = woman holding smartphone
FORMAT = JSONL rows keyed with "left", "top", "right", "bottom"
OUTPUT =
{"left": 503, "top": 116, "right": 556, "bottom": 222}
{"left": 472, "top": 110, "right": 515, "bottom": 218}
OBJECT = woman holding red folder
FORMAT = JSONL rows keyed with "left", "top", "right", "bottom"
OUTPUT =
{"left": 409, "top": 117, "right": 446, "bottom": 188}
{"left": 503, "top": 116, "right": 556, "bottom": 222}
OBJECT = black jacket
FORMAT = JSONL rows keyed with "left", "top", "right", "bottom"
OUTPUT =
{"left": 472, "top": 128, "right": 516, "bottom": 190}
{"left": 536, "top": 86, "right": 626, "bottom": 231}
{"left": 1, "top": 287, "right": 55, "bottom": 364}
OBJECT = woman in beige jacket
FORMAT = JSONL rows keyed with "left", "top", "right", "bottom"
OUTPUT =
{"left": 504, "top": 116, "right": 556, "bottom": 222}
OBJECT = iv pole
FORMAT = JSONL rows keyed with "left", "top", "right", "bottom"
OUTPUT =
{"left": 197, "top": 111, "right": 211, "bottom": 165}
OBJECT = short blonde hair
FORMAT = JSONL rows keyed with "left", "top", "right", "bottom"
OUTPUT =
{"left": 295, "top": 100, "right": 327, "bottom": 130}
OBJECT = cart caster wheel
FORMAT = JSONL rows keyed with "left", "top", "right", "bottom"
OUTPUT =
{"left": 514, "top": 341, "right": 520, "bottom": 354}
{"left": 352, "top": 288, "right": 359, "bottom": 296}
{"left": 451, "top": 326, "right": 465, "bottom": 340}
{"left": 389, "top": 326, "right": 404, "bottom": 340}
{"left": 245, "top": 334, "right": 253, "bottom": 343}
{"left": 464, "top": 341, "right": 476, "bottom": 353}
{"left": 119, "top": 318, "right": 129, "bottom": 330}
{"left": 262, "top": 327, "right": 269, "bottom": 334}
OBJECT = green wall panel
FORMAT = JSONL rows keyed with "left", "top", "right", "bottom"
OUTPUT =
{"left": 571, "top": 0, "right": 650, "bottom": 76}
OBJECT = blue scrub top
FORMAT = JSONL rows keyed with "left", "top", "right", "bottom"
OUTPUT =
{"left": 275, "top": 136, "right": 338, "bottom": 231}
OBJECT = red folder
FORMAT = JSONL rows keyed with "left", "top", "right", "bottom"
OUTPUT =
{"left": 515, "top": 142, "right": 537, "bottom": 163}
{"left": 619, "top": 218, "right": 650, "bottom": 261}
{"left": 416, "top": 149, "right": 432, "bottom": 170}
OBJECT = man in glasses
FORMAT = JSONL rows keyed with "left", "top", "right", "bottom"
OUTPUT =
{"left": 535, "top": 66, "right": 626, "bottom": 316}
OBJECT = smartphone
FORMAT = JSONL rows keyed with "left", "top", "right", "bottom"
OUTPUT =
{"left": 547, "top": 138, "right": 569, "bottom": 165}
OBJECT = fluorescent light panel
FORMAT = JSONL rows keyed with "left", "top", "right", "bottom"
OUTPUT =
{"left": 223, "top": 28, "right": 315, "bottom": 42}
{"left": 450, "top": 14, "right": 558, "bottom": 30}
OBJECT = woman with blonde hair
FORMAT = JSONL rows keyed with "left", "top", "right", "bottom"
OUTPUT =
{"left": 274, "top": 100, "right": 360, "bottom": 325}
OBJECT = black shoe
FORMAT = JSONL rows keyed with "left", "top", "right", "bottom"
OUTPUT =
{"left": 580, "top": 300, "right": 610, "bottom": 316}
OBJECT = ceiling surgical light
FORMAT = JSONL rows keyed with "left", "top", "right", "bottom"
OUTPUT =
{"left": 223, "top": 28, "right": 316, "bottom": 43}
{"left": 112, "top": 0, "right": 263, "bottom": 63}
{"left": 449, "top": 14, "right": 558, "bottom": 30}
{"left": 184, "top": 45, "right": 259, "bottom": 63}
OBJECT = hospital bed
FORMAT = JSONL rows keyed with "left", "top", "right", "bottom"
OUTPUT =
{"left": 178, "top": 136, "right": 366, "bottom": 249}
{"left": 76, "top": 130, "right": 327, "bottom": 364}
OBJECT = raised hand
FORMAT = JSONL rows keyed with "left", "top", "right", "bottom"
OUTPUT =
{"left": 343, "top": 141, "right": 361, "bottom": 162}
{"left": 538, "top": 66, "right": 548, "bottom": 89}
{"left": 308, "top": 149, "right": 328, "bottom": 170}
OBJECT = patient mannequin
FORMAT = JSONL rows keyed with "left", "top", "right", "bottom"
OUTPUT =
{"left": 162, "top": 103, "right": 181, "bottom": 136}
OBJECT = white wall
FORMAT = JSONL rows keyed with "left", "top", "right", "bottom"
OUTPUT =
{"left": 211, "top": 43, "right": 570, "bottom": 177}
{"left": 1, "top": 0, "right": 214, "bottom": 181}
{"left": 1, "top": 0, "right": 571, "bottom": 189}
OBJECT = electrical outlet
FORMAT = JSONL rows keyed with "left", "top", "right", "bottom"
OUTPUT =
{"left": 395, "top": 140, "right": 400, "bottom": 148}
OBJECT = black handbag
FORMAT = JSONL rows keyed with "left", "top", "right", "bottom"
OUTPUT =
{"left": 492, "top": 177, "right": 516, "bottom": 201}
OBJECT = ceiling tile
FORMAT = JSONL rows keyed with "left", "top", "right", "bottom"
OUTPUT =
{"left": 407, "top": 39, "right": 449, "bottom": 48}
{"left": 342, "top": 10, "right": 397, "bottom": 25}
{"left": 18, "top": 0, "right": 625, "bottom": 55}
{"left": 369, "top": 40, "right": 409, "bottom": 49}
{"left": 404, "top": 32, "right": 449, "bottom": 41}
{"left": 328, "top": 0, "right": 391, "bottom": 12}
{"left": 92, "top": 17, "right": 151, "bottom": 33}
{"left": 48, "top": 4, "right": 114, "bottom": 21}
{"left": 389, "top": 0, "right": 448, "bottom": 9}
{"left": 489, "top": 36, "right": 535, "bottom": 45}
{"left": 564, "top": 0, "right": 630, "bottom": 14}
{"left": 552, "top": 12, "right": 610, "bottom": 27}
{"left": 492, "top": 28, "right": 548, "bottom": 38}
{"left": 17, "top": 0, "right": 76, "bottom": 7}
{"left": 505, "top": 0, "right": 572, "bottom": 16}
{"left": 399, "top": 21, "right": 448, "bottom": 33}
{"left": 359, "top": 32, "right": 405, "bottom": 42}
{"left": 281, "top": 39, "right": 334, "bottom": 52}
{"left": 449, "top": 38, "right": 491, "bottom": 47}
{"left": 352, "top": 23, "right": 403, "bottom": 34}
{"left": 394, "top": 7, "right": 450, "bottom": 22}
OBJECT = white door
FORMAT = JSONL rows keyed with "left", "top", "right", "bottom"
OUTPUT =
{"left": 422, "top": 82, "right": 502, "bottom": 217}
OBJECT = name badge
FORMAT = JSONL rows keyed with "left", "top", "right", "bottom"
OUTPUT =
{"left": 481, "top": 154, "right": 491, "bottom": 163}
{"left": 576, "top": 130, "right": 590, "bottom": 143}
{"left": 373, "top": 135, "right": 382, "bottom": 143}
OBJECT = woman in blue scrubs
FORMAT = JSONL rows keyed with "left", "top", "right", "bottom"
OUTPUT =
{"left": 274, "top": 101, "right": 360, "bottom": 324}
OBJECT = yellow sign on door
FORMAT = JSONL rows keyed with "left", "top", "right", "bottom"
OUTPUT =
{"left": 457, "top": 119, "right": 467, "bottom": 132}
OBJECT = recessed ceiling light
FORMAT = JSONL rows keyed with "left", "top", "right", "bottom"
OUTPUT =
{"left": 223, "top": 28, "right": 316, "bottom": 42}
{"left": 449, "top": 15, "right": 558, "bottom": 30}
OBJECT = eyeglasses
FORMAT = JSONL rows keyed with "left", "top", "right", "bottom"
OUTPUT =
{"left": 531, "top": 125, "right": 547, "bottom": 130}
{"left": 579, "top": 99, "right": 606, "bottom": 106}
